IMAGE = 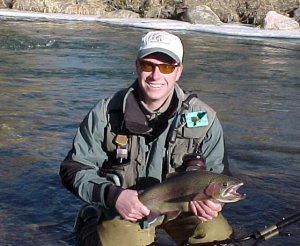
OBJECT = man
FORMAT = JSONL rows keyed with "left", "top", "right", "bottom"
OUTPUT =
{"left": 60, "top": 31, "right": 232, "bottom": 246}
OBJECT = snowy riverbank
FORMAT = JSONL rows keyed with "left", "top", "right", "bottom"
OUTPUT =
{"left": 1, "top": 9, "right": 300, "bottom": 39}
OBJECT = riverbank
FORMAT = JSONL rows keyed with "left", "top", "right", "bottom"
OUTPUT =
{"left": 1, "top": 0, "right": 300, "bottom": 26}
{"left": 1, "top": 9, "right": 300, "bottom": 39}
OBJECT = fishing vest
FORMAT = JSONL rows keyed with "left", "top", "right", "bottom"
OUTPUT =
{"left": 101, "top": 83, "right": 216, "bottom": 189}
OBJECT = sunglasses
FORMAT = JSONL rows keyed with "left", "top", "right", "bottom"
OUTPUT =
{"left": 139, "top": 60, "right": 179, "bottom": 74}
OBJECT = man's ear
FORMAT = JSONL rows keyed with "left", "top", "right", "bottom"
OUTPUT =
{"left": 176, "top": 64, "right": 183, "bottom": 81}
{"left": 135, "top": 59, "right": 140, "bottom": 74}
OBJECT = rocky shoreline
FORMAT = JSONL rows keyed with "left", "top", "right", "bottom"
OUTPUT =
{"left": 0, "top": 0, "right": 299, "bottom": 30}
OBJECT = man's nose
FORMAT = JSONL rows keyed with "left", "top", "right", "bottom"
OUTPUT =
{"left": 151, "top": 65, "right": 162, "bottom": 80}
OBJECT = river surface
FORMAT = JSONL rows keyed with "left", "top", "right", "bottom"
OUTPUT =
{"left": 0, "top": 18, "right": 299, "bottom": 246}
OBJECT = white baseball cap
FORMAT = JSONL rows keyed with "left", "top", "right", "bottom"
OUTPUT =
{"left": 137, "top": 31, "right": 183, "bottom": 63}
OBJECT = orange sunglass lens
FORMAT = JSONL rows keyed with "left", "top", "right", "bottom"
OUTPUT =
{"left": 140, "top": 61, "right": 176, "bottom": 74}
{"left": 160, "top": 65, "right": 176, "bottom": 74}
{"left": 140, "top": 61, "right": 153, "bottom": 72}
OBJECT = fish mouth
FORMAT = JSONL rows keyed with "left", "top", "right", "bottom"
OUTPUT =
{"left": 220, "top": 182, "right": 246, "bottom": 203}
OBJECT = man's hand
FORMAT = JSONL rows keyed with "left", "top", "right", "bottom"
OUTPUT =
{"left": 189, "top": 200, "right": 222, "bottom": 221}
{"left": 115, "top": 189, "right": 150, "bottom": 222}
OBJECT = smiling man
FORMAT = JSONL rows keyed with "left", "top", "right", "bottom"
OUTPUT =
{"left": 60, "top": 31, "right": 232, "bottom": 246}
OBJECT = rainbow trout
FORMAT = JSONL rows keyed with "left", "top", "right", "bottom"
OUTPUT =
{"left": 139, "top": 170, "right": 245, "bottom": 222}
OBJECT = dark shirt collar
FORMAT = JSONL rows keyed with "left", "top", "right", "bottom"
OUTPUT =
{"left": 123, "top": 80, "right": 180, "bottom": 136}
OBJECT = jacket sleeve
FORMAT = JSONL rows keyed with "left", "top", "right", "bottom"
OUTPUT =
{"left": 200, "top": 116, "right": 231, "bottom": 175}
{"left": 59, "top": 99, "right": 114, "bottom": 207}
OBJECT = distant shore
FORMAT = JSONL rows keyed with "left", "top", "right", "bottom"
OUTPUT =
{"left": 1, "top": 9, "right": 300, "bottom": 40}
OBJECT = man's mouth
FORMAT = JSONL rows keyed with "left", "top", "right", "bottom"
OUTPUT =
{"left": 148, "top": 82, "right": 163, "bottom": 89}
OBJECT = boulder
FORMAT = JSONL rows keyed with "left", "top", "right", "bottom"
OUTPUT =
{"left": 0, "top": 0, "right": 13, "bottom": 8}
{"left": 237, "top": 0, "right": 300, "bottom": 25}
{"left": 104, "top": 0, "right": 141, "bottom": 13}
{"left": 143, "top": 0, "right": 163, "bottom": 18}
{"left": 43, "top": 0, "right": 76, "bottom": 14}
{"left": 12, "top": 0, "right": 107, "bottom": 15}
{"left": 294, "top": 8, "right": 300, "bottom": 22}
{"left": 263, "top": 10, "right": 299, "bottom": 30}
{"left": 63, "top": 3, "right": 107, "bottom": 15}
{"left": 143, "top": 0, "right": 176, "bottom": 19}
{"left": 288, "top": 7, "right": 300, "bottom": 23}
{"left": 181, "top": 5, "right": 222, "bottom": 25}
{"left": 182, "top": 0, "right": 239, "bottom": 23}
{"left": 13, "top": 0, "right": 46, "bottom": 12}
{"left": 44, "top": 0, "right": 106, "bottom": 15}
{"left": 102, "top": 9, "right": 140, "bottom": 18}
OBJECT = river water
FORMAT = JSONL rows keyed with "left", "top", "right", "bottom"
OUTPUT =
{"left": 0, "top": 19, "right": 299, "bottom": 246}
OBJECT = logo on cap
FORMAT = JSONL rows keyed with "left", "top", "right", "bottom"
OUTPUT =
{"left": 146, "top": 32, "right": 173, "bottom": 45}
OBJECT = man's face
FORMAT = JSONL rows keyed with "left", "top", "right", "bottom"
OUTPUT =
{"left": 136, "top": 53, "right": 183, "bottom": 110}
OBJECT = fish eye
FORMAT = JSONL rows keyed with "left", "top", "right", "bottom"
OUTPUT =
{"left": 223, "top": 182, "right": 228, "bottom": 187}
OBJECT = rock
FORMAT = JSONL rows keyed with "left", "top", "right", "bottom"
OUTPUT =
{"left": 44, "top": 0, "right": 107, "bottom": 15}
{"left": 294, "top": 8, "right": 300, "bottom": 22}
{"left": 143, "top": 0, "right": 176, "bottom": 19}
{"left": 104, "top": 0, "right": 141, "bottom": 14}
{"left": 12, "top": 0, "right": 107, "bottom": 15}
{"left": 287, "top": 7, "right": 300, "bottom": 23}
{"left": 237, "top": 0, "right": 300, "bottom": 26}
{"left": 182, "top": 0, "right": 239, "bottom": 23}
{"left": 64, "top": 3, "right": 106, "bottom": 15}
{"left": 181, "top": 5, "right": 222, "bottom": 25}
{"left": 143, "top": 0, "right": 163, "bottom": 18}
{"left": 43, "top": 0, "right": 75, "bottom": 14}
{"left": 13, "top": 0, "right": 46, "bottom": 12}
{"left": 263, "top": 10, "right": 299, "bottom": 30}
{"left": 102, "top": 9, "right": 140, "bottom": 18}
{"left": 0, "top": 0, "right": 13, "bottom": 8}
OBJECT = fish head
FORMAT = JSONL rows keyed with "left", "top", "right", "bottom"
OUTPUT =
{"left": 204, "top": 175, "right": 246, "bottom": 203}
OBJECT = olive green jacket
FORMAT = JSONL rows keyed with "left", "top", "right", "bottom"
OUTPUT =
{"left": 60, "top": 81, "right": 228, "bottom": 211}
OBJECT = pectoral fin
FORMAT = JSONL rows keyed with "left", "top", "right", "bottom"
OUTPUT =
{"left": 146, "top": 211, "right": 160, "bottom": 225}
{"left": 140, "top": 212, "right": 160, "bottom": 229}
{"left": 165, "top": 211, "right": 182, "bottom": 221}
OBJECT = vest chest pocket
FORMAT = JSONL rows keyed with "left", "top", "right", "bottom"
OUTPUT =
{"left": 170, "top": 137, "right": 193, "bottom": 169}
{"left": 103, "top": 129, "right": 142, "bottom": 188}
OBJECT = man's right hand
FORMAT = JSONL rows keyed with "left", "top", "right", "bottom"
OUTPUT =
{"left": 115, "top": 189, "right": 150, "bottom": 222}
